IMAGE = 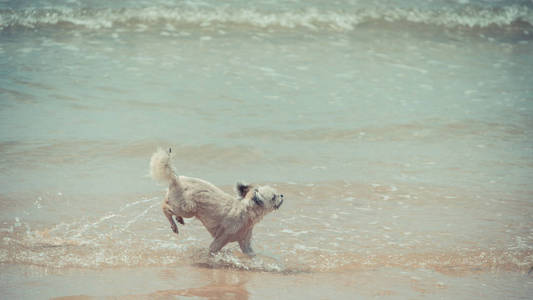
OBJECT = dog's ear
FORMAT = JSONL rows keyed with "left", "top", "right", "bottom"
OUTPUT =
{"left": 235, "top": 181, "right": 251, "bottom": 198}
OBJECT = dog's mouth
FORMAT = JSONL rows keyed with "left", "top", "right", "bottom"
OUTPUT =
{"left": 274, "top": 199, "right": 283, "bottom": 210}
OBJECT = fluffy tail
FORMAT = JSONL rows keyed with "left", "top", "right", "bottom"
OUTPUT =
{"left": 150, "top": 148, "right": 176, "bottom": 183}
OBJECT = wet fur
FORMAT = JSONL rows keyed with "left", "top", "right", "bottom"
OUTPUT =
{"left": 150, "top": 148, "right": 283, "bottom": 256}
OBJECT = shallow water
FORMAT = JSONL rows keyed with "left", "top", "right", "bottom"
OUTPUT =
{"left": 1, "top": 0, "right": 533, "bottom": 298}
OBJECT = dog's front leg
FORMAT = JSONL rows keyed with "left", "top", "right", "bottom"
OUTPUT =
{"left": 238, "top": 232, "right": 256, "bottom": 257}
{"left": 209, "top": 235, "right": 230, "bottom": 254}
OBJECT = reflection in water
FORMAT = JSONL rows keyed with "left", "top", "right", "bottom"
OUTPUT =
{"left": 145, "top": 282, "right": 248, "bottom": 300}
{"left": 150, "top": 268, "right": 249, "bottom": 300}
{"left": 51, "top": 269, "right": 249, "bottom": 300}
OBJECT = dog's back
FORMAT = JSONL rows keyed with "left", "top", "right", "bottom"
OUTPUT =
{"left": 177, "top": 176, "right": 243, "bottom": 236}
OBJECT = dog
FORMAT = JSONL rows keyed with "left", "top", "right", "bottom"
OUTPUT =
{"left": 149, "top": 148, "right": 284, "bottom": 256}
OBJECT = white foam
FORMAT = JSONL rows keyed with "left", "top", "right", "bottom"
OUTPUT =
{"left": 282, "top": 229, "right": 309, "bottom": 236}
{"left": 33, "top": 197, "right": 43, "bottom": 209}
{"left": 2, "top": 5, "right": 530, "bottom": 31}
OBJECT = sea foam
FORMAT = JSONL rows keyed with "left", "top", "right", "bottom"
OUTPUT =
{"left": 1, "top": 5, "right": 532, "bottom": 31}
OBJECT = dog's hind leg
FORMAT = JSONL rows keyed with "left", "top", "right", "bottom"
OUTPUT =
{"left": 162, "top": 203, "right": 179, "bottom": 234}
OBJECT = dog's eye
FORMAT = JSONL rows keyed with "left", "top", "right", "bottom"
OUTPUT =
{"left": 252, "top": 193, "right": 264, "bottom": 207}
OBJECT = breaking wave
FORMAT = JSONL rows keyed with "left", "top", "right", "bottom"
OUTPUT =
{"left": 1, "top": 5, "right": 532, "bottom": 31}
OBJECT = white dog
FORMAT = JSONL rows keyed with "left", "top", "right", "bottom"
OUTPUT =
{"left": 150, "top": 148, "right": 284, "bottom": 256}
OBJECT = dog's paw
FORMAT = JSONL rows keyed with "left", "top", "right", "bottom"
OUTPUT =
{"left": 176, "top": 216, "right": 185, "bottom": 225}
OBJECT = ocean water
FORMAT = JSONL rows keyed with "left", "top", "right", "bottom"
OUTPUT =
{"left": 1, "top": 0, "right": 533, "bottom": 298}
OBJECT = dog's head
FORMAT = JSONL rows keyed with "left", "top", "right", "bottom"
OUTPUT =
{"left": 236, "top": 182, "right": 284, "bottom": 211}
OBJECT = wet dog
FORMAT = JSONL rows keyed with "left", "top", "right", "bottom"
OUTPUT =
{"left": 149, "top": 148, "right": 284, "bottom": 256}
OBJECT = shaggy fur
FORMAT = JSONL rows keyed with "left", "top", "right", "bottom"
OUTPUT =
{"left": 150, "top": 148, "right": 284, "bottom": 256}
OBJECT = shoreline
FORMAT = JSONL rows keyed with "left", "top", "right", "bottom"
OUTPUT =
{"left": 2, "top": 263, "right": 532, "bottom": 299}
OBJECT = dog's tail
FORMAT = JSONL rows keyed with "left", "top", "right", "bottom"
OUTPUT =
{"left": 150, "top": 148, "right": 177, "bottom": 183}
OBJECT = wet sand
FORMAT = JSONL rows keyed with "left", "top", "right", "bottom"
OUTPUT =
{"left": 2, "top": 264, "right": 531, "bottom": 299}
